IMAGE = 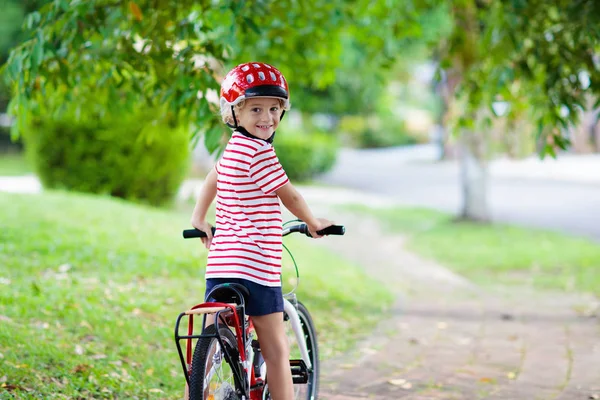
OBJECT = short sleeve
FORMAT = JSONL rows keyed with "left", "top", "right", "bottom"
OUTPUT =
{"left": 248, "top": 145, "right": 289, "bottom": 195}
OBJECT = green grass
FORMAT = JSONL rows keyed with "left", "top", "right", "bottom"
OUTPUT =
{"left": 347, "top": 205, "right": 600, "bottom": 295}
{"left": 0, "top": 152, "right": 31, "bottom": 176}
{"left": 0, "top": 191, "right": 393, "bottom": 399}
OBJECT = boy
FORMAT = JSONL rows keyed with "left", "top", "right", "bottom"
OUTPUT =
{"left": 190, "top": 62, "right": 333, "bottom": 400}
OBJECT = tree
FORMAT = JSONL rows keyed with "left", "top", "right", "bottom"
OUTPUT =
{"left": 0, "top": 0, "right": 48, "bottom": 64}
{"left": 439, "top": 0, "right": 600, "bottom": 221}
{"left": 0, "top": 0, "right": 48, "bottom": 112}
{"left": 437, "top": 0, "right": 490, "bottom": 221}
{"left": 2, "top": 0, "right": 430, "bottom": 153}
{"left": 297, "top": 3, "right": 451, "bottom": 119}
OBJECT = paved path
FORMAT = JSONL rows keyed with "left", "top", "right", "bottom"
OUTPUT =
{"left": 313, "top": 209, "right": 600, "bottom": 400}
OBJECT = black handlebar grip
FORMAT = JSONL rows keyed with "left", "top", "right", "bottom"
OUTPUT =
{"left": 316, "top": 225, "right": 345, "bottom": 236}
{"left": 182, "top": 227, "right": 216, "bottom": 239}
{"left": 182, "top": 229, "right": 206, "bottom": 238}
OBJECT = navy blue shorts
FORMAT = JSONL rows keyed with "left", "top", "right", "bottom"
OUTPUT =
{"left": 204, "top": 278, "right": 284, "bottom": 316}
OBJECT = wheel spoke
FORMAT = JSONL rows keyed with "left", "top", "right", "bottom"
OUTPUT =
{"left": 189, "top": 325, "right": 241, "bottom": 400}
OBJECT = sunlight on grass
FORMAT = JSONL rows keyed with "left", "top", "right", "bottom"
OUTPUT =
{"left": 347, "top": 205, "right": 600, "bottom": 295}
{"left": 0, "top": 191, "right": 392, "bottom": 398}
{"left": 0, "top": 152, "right": 32, "bottom": 176}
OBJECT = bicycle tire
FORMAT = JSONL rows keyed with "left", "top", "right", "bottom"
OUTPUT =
{"left": 297, "top": 301, "right": 319, "bottom": 400}
{"left": 189, "top": 324, "right": 243, "bottom": 400}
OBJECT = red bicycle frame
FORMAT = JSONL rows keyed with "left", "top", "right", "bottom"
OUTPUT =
{"left": 174, "top": 301, "right": 266, "bottom": 399}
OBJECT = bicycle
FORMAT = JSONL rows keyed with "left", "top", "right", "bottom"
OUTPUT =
{"left": 174, "top": 222, "right": 345, "bottom": 400}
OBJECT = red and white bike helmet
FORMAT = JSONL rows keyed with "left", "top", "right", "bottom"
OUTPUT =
{"left": 220, "top": 62, "right": 290, "bottom": 119}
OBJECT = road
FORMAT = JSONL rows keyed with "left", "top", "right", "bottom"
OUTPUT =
{"left": 317, "top": 145, "right": 600, "bottom": 240}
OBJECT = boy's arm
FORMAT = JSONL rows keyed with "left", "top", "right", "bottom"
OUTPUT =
{"left": 191, "top": 168, "right": 217, "bottom": 248}
{"left": 275, "top": 182, "right": 333, "bottom": 238}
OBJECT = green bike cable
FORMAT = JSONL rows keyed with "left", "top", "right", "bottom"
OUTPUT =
{"left": 282, "top": 241, "right": 300, "bottom": 296}
{"left": 283, "top": 218, "right": 302, "bottom": 227}
{"left": 282, "top": 219, "right": 301, "bottom": 295}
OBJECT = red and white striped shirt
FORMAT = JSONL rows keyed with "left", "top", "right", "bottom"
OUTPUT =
{"left": 206, "top": 131, "right": 289, "bottom": 287}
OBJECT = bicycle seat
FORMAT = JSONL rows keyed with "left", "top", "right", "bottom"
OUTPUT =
{"left": 206, "top": 283, "right": 250, "bottom": 306}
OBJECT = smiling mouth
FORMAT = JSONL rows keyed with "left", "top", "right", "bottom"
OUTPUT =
{"left": 256, "top": 125, "right": 272, "bottom": 129}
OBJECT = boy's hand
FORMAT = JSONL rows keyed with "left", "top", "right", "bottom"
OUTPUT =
{"left": 191, "top": 220, "right": 213, "bottom": 249}
{"left": 307, "top": 218, "right": 334, "bottom": 239}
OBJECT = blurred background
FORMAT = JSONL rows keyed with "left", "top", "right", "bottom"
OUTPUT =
{"left": 1, "top": 1, "right": 599, "bottom": 399}
{"left": 2, "top": 0, "right": 599, "bottom": 237}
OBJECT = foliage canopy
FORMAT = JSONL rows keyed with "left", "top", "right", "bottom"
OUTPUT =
{"left": 3, "top": 0, "right": 599, "bottom": 156}
{"left": 441, "top": 0, "right": 600, "bottom": 155}
{"left": 2, "top": 0, "right": 430, "bottom": 153}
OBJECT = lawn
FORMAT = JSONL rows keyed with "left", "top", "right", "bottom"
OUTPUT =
{"left": 0, "top": 153, "right": 32, "bottom": 176}
{"left": 348, "top": 205, "right": 600, "bottom": 295}
{"left": 0, "top": 191, "right": 393, "bottom": 399}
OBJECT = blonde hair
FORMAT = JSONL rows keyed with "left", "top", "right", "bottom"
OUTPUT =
{"left": 221, "top": 98, "right": 287, "bottom": 126}
{"left": 221, "top": 100, "right": 246, "bottom": 125}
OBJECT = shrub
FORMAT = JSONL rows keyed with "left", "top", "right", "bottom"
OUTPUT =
{"left": 359, "top": 126, "right": 418, "bottom": 148}
{"left": 23, "top": 105, "right": 190, "bottom": 206}
{"left": 338, "top": 115, "right": 418, "bottom": 148}
{"left": 275, "top": 132, "right": 338, "bottom": 181}
{"left": 311, "top": 133, "right": 338, "bottom": 174}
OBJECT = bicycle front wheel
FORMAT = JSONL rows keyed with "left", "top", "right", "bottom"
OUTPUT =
{"left": 284, "top": 301, "right": 319, "bottom": 400}
{"left": 188, "top": 324, "right": 243, "bottom": 400}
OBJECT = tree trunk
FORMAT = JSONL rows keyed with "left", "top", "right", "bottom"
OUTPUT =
{"left": 458, "top": 128, "right": 490, "bottom": 222}
{"left": 439, "top": 69, "right": 462, "bottom": 161}
{"left": 591, "top": 107, "right": 600, "bottom": 153}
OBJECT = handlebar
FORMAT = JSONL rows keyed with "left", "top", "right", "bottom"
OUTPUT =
{"left": 182, "top": 227, "right": 216, "bottom": 239}
{"left": 282, "top": 224, "right": 345, "bottom": 237}
{"left": 182, "top": 224, "right": 345, "bottom": 239}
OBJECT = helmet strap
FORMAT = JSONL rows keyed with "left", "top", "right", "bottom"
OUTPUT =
{"left": 280, "top": 110, "right": 286, "bottom": 121}
{"left": 230, "top": 106, "right": 239, "bottom": 129}
{"left": 235, "top": 126, "right": 276, "bottom": 144}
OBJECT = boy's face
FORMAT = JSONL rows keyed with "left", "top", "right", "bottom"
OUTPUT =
{"left": 237, "top": 98, "right": 283, "bottom": 140}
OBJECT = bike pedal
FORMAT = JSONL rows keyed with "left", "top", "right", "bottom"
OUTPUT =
{"left": 289, "top": 359, "right": 309, "bottom": 384}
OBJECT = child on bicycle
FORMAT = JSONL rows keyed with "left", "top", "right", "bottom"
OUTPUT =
{"left": 190, "top": 61, "right": 333, "bottom": 400}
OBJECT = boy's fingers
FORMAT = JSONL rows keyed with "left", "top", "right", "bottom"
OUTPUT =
{"left": 201, "top": 236, "right": 211, "bottom": 249}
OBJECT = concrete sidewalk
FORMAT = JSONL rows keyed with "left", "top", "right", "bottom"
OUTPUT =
{"left": 489, "top": 153, "right": 600, "bottom": 185}
{"left": 0, "top": 175, "right": 41, "bottom": 194}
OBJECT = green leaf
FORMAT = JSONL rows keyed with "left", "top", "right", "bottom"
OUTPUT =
{"left": 55, "top": 0, "right": 69, "bottom": 12}
{"left": 31, "top": 31, "right": 45, "bottom": 69}
{"left": 243, "top": 16, "right": 261, "bottom": 34}
{"left": 26, "top": 12, "right": 42, "bottom": 30}
{"left": 204, "top": 123, "right": 226, "bottom": 155}
{"left": 190, "top": 127, "right": 202, "bottom": 149}
{"left": 543, "top": 143, "right": 557, "bottom": 158}
{"left": 6, "top": 52, "right": 23, "bottom": 81}
{"left": 553, "top": 134, "right": 571, "bottom": 151}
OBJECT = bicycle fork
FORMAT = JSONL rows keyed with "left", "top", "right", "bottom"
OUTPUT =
{"left": 283, "top": 299, "right": 312, "bottom": 370}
